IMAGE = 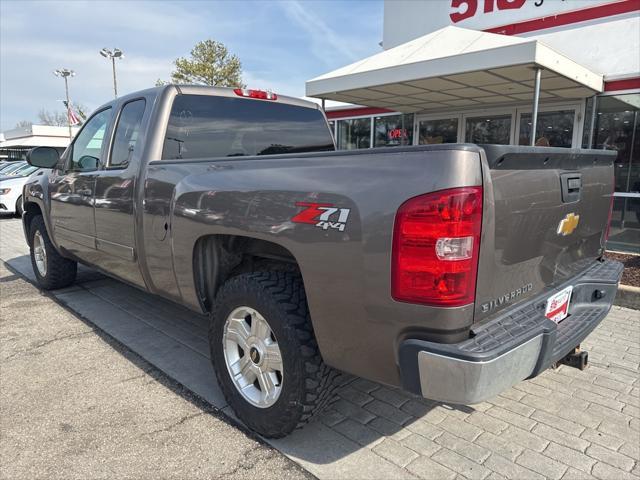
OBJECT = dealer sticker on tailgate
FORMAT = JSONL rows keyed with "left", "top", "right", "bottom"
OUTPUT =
{"left": 545, "top": 286, "right": 573, "bottom": 323}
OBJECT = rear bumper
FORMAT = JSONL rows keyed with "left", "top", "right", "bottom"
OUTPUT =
{"left": 398, "top": 259, "right": 623, "bottom": 404}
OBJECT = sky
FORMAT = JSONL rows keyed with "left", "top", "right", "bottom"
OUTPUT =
{"left": 0, "top": 0, "right": 383, "bottom": 131}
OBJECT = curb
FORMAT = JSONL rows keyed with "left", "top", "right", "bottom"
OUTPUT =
{"left": 614, "top": 284, "right": 640, "bottom": 310}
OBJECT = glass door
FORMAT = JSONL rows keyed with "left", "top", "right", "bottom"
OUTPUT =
{"left": 463, "top": 114, "right": 513, "bottom": 145}
{"left": 516, "top": 105, "right": 580, "bottom": 148}
{"left": 593, "top": 93, "right": 640, "bottom": 253}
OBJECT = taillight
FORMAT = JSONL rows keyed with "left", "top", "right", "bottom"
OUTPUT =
{"left": 391, "top": 187, "right": 483, "bottom": 307}
{"left": 233, "top": 88, "right": 277, "bottom": 100}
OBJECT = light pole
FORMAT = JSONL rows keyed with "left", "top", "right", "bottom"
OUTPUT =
{"left": 100, "top": 48, "right": 123, "bottom": 98}
{"left": 53, "top": 68, "right": 75, "bottom": 139}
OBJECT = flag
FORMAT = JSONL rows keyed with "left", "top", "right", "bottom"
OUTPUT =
{"left": 68, "top": 108, "right": 81, "bottom": 126}
{"left": 63, "top": 101, "right": 81, "bottom": 126}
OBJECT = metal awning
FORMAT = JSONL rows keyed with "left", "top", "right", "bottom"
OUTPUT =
{"left": 0, "top": 137, "right": 72, "bottom": 148}
{"left": 307, "top": 26, "right": 604, "bottom": 125}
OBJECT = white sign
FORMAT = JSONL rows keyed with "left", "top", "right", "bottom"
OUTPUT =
{"left": 384, "top": 0, "right": 620, "bottom": 48}
{"left": 449, "top": 0, "right": 616, "bottom": 30}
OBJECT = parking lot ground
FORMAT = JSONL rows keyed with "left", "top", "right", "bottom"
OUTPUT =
{"left": 0, "top": 261, "right": 315, "bottom": 480}
{"left": 1, "top": 217, "right": 639, "bottom": 480}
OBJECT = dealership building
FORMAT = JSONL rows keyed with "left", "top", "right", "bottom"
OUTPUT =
{"left": 0, "top": 125, "right": 78, "bottom": 161}
{"left": 307, "top": 0, "right": 640, "bottom": 253}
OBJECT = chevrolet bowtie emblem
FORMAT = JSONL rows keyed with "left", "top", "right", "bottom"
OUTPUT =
{"left": 557, "top": 213, "right": 580, "bottom": 236}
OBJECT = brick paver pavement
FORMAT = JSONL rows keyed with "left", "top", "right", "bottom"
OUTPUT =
{"left": 1, "top": 217, "right": 638, "bottom": 479}
{"left": 325, "top": 305, "right": 639, "bottom": 480}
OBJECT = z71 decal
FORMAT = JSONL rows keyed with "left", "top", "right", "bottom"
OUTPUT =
{"left": 292, "top": 202, "right": 351, "bottom": 232}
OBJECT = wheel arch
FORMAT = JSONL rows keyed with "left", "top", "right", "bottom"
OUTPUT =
{"left": 192, "top": 234, "right": 303, "bottom": 314}
{"left": 22, "top": 201, "right": 44, "bottom": 243}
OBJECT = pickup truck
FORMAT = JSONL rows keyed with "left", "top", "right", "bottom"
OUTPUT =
{"left": 23, "top": 85, "right": 622, "bottom": 438}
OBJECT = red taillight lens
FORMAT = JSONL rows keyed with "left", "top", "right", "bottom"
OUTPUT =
{"left": 391, "top": 187, "right": 483, "bottom": 307}
{"left": 233, "top": 88, "right": 277, "bottom": 100}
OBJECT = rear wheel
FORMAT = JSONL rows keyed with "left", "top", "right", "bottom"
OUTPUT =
{"left": 210, "top": 271, "right": 338, "bottom": 438}
{"left": 29, "top": 215, "right": 77, "bottom": 290}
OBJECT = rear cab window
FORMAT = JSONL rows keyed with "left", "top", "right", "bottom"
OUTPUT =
{"left": 162, "top": 95, "right": 334, "bottom": 160}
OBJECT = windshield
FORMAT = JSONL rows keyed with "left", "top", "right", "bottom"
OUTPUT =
{"left": 8, "top": 164, "right": 36, "bottom": 176}
{"left": 13, "top": 165, "right": 39, "bottom": 176}
{"left": 0, "top": 162, "right": 26, "bottom": 175}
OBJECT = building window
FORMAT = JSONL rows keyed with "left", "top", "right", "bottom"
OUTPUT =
{"left": 336, "top": 118, "right": 371, "bottom": 150}
{"left": 417, "top": 117, "right": 459, "bottom": 144}
{"left": 519, "top": 109, "right": 575, "bottom": 148}
{"left": 465, "top": 115, "right": 511, "bottom": 145}
{"left": 374, "top": 114, "right": 414, "bottom": 147}
{"left": 591, "top": 93, "right": 640, "bottom": 253}
{"left": 327, "top": 120, "right": 336, "bottom": 144}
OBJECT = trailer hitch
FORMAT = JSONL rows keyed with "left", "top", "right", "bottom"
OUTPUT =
{"left": 559, "top": 346, "right": 589, "bottom": 371}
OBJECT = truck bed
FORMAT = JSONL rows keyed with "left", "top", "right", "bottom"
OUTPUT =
{"left": 140, "top": 143, "right": 615, "bottom": 387}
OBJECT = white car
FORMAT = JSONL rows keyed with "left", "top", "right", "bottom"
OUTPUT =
{"left": 0, "top": 166, "right": 48, "bottom": 216}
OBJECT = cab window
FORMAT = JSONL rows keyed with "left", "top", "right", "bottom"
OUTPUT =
{"left": 109, "top": 99, "right": 146, "bottom": 168}
{"left": 162, "top": 95, "right": 334, "bottom": 160}
{"left": 69, "top": 108, "right": 112, "bottom": 171}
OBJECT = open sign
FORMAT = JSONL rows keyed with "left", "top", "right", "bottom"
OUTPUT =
{"left": 389, "top": 128, "right": 408, "bottom": 140}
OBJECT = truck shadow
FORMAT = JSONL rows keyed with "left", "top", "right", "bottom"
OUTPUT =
{"left": 3, "top": 252, "right": 479, "bottom": 468}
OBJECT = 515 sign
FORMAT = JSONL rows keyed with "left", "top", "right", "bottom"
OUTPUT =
{"left": 450, "top": 0, "right": 564, "bottom": 23}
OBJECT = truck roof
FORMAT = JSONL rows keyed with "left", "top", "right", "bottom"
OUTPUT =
{"left": 95, "top": 85, "right": 322, "bottom": 113}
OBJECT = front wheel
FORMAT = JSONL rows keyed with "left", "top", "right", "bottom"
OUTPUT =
{"left": 15, "top": 196, "right": 23, "bottom": 216}
{"left": 210, "top": 271, "right": 338, "bottom": 438}
{"left": 29, "top": 215, "right": 77, "bottom": 290}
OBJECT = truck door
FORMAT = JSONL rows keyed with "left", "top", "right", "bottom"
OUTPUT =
{"left": 92, "top": 98, "right": 147, "bottom": 287}
{"left": 49, "top": 107, "right": 112, "bottom": 261}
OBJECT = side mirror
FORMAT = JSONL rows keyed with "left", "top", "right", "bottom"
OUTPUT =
{"left": 27, "top": 147, "right": 60, "bottom": 168}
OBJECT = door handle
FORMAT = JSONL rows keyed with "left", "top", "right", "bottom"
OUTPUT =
{"left": 77, "top": 188, "right": 93, "bottom": 197}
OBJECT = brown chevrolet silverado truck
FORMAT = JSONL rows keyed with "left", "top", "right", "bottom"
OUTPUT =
{"left": 22, "top": 85, "right": 622, "bottom": 437}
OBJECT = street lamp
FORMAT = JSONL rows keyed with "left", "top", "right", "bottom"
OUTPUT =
{"left": 53, "top": 68, "right": 75, "bottom": 139}
{"left": 100, "top": 47, "right": 123, "bottom": 98}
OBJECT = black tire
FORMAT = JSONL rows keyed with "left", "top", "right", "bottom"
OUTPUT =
{"left": 15, "top": 196, "right": 23, "bottom": 217}
{"left": 29, "top": 215, "right": 77, "bottom": 290}
{"left": 210, "top": 271, "right": 339, "bottom": 438}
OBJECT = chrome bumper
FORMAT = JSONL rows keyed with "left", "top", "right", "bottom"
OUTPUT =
{"left": 399, "top": 259, "right": 623, "bottom": 405}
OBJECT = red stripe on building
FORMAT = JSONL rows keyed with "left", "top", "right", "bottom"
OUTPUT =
{"left": 485, "top": 0, "right": 640, "bottom": 36}
{"left": 325, "top": 107, "right": 393, "bottom": 119}
{"left": 604, "top": 77, "right": 640, "bottom": 91}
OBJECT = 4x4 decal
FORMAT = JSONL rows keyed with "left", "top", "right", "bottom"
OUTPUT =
{"left": 292, "top": 202, "right": 351, "bottom": 232}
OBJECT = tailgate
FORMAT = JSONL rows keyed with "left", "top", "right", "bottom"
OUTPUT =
{"left": 474, "top": 145, "right": 616, "bottom": 321}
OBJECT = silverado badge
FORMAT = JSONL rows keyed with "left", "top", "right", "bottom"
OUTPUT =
{"left": 557, "top": 212, "right": 580, "bottom": 236}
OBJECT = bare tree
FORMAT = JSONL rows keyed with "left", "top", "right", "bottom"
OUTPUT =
{"left": 37, "top": 103, "right": 88, "bottom": 127}
{"left": 38, "top": 109, "right": 68, "bottom": 126}
{"left": 15, "top": 120, "right": 33, "bottom": 129}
